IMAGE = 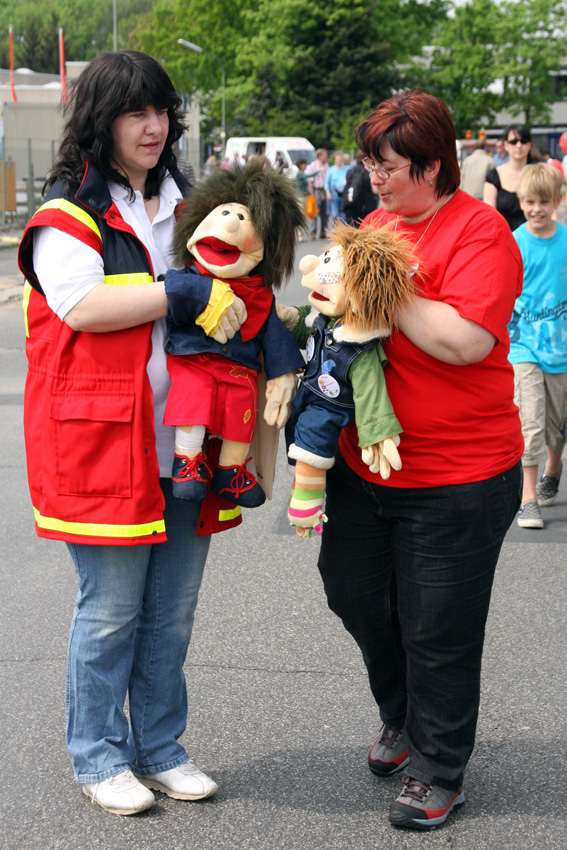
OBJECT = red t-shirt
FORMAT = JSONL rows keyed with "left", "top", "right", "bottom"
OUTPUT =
{"left": 338, "top": 189, "right": 524, "bottom": 487}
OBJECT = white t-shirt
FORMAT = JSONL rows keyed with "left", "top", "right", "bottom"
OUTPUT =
{"left": 32, "top": 174, "right": 183, "bottom": 476}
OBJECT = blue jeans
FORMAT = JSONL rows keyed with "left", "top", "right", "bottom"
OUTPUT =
{"left": 65, "top": 479, "right": 211, "bottom": 783}
{"left": 318, "top": 452, "right": 521, "bottom": 791}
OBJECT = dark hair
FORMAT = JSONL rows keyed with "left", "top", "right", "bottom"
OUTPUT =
{"left": 171, "top": 158, "right": 307, "bottom": 290}
{"left": 296, "top": 158, "right": 307, "bottom": 167}
{"left": 47, "top": 50, "right": 186, "bottom": 199}
{"left": 504, "top": 123, "right": 532, "bottom": 144}
{"left": 355, "top": 88, "right": 460, "bottom": 198}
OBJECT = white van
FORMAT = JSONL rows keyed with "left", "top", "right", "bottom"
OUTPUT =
{"left": 224, "top": 136, "right": 316, "bottom": 178}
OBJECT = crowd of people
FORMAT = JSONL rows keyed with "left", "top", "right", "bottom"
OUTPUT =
{"left": 17, "top": 48, "right": 566, "bottom": 834}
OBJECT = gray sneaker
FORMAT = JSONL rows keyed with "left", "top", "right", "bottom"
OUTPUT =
{"left": 368, "top": 724, "right": 409, "bottom": 777}
{"left": 389, "top": 776, "right": 465, "bottom": 830}
{"left": 537, "top": 467, "right": 562, "bottom": 507}
{"left": 517, "top": 501, "right": 544, "bottom": 529}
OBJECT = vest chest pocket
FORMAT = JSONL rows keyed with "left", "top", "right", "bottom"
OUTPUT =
{"left": 50, "top": 393, "right": 135, "bottom": 498}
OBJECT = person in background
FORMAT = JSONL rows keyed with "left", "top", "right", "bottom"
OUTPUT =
{"left": 18, "top": 50, "right": 240, "bottom": 817}
{"left": 294, "top": 158, "right": 310, "bottom": 240}
{"left": 341, "top": 149, "right": 377, "bottom": 225}
{"left": 311, "top": 89, "right": 523, "bottom": 830}
{"left": 508, "top": 163, "right": 567, "bottom": 529}
{"left": 484, "top": 124, "right": 532, "bottom": 230}
{"left": 203, "top": 154, "right": 218, "bottom": 178}
{"left": 492, "top": 135, "right": 509, "bottom": 166}
{"left": 325, "top": 151, "right": 348, "bottom": 223}
{"left": 305, "top": 148, "right": 329, "bottom": 239}
{"left": 460, "top": 139, "right": 494, "bottom": 200}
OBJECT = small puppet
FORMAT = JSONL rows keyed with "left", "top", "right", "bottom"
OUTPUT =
{"left": 164, "top": 158, "right": 307, "bottom": 508}
{"left": 279, "top": 221, "right": 416, "bottom": 536}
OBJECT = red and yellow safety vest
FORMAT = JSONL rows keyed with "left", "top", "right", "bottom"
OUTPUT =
{"left": 18, "top": 162, "right": 242, "bottom": 545}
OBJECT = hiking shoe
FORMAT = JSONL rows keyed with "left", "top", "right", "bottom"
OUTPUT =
{"left": 211, "top": 458, "right": 266, "bottom": 507}
{"left": 517, "top": 501, "right": 544, "bottom": 529}
{"left": 82, "top": 769, "right": 155, "bottom": 815}
{"left": 172, "top": 452, "right": 211, "bottom": 501}
{"left": 136, "top": 760, "right": 218, "bottom": 801}
{"left": 389, "top": 776, "right": 464, "bottom": 830}
{"left": 368, "top": 725, "right": 409, "bottom": 777}
{"left": 537, "top": 466, "right": 562, "bottom": 506}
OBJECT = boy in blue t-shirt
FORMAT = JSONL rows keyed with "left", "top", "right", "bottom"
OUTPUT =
{"left": 509, "top": 163, "right": 567, "bottom": 528}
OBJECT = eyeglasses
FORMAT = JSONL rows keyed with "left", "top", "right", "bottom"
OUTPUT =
{"left": 506, "top": 138, "right": 529, "bottom": 146}
{"left": 362, "top": 159, "right": 412, "bottom": 180}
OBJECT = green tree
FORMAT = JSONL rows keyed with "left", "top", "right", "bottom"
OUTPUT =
{"left": 498, "top": 0, "right": 567, "bottom": 126}
{"left": 410, "top": 0, "right": 505, "bottom": 136}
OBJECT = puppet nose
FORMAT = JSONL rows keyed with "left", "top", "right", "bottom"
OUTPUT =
{"left": 299, "top": 255, "right": 319, "bottom": 274}
{"left": 223, "top": 214, "right": 241, "bottom": 233}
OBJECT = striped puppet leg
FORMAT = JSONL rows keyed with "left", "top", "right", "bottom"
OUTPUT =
{"left": 288, "top": 461, "right": 328, "bottom": 538}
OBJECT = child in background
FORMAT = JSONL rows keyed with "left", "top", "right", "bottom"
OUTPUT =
{"left": 509, "top": 163, "right": 567, "bottom": 528}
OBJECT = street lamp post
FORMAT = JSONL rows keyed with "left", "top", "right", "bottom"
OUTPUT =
{"left": 177, "top": 38, "right": 226, "bottom": 144}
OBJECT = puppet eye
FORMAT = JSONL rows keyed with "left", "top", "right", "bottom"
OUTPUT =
{"left": 222, "top": 210, "right": 230, "bottom": 216}
{"left": 324, "top": 256, "right": 332, "bottom": 264}
{"left": 237, "top": 214, "right": 244, "bottom": 220}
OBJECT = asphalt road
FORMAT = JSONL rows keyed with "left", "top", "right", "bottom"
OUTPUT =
{"left": 1, "top": 236, "right": 567, "bottom": 849}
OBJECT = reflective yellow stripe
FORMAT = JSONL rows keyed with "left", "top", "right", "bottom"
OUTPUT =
{"left": 218, "top": 506, "right": 241, "bottom": 522}
{"left": 22, "top": 280, "right": 32, "bottom": 338}
{"left": 104, "top": 273, "right": 154, "bottom": 286}
{"left": 33, "top": 507, "right": 165, "bottom": 539}
{"left": 35, "top": 198, "right": 102, "bottom": 242}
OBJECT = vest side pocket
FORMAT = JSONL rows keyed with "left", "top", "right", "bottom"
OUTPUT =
{"left": 49, "top": 392, "right": 135, "bottom": 498}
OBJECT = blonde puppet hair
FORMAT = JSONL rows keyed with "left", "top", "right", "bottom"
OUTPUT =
{"left": 326, "top": 220, "right": 416, "bottom": 336}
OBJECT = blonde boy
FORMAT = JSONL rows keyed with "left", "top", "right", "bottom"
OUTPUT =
{"left": 509, "top": 163, "right": 567, "bottom": 528}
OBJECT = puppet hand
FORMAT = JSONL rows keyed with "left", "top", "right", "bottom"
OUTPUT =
{"left": 210, "top": 296, "right": 247, "bottom": 343}
{"left": 275, "top": 303, "right": 300, "bottom": 331}
{"left": 361, "top": 435, "right": 402, "bottom": 480}
{"left": 264, "top": 372, "right": 298, "bottom": 429}
{"left": 288, "top": 505, "right": 328, "bottom": 538}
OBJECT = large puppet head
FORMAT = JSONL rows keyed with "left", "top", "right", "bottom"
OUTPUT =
{"left": 171, "top": 157, "right": 307, "bottom": 289}
{"left": 299, "top": 221, "right": 416, "bottom": 337}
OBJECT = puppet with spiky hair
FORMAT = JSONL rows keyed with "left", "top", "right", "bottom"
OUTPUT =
{"left": 279, "top": 221, "right": 416, "bottom": 537}
{"left": 163, "top": 158, "right": 307, "bottom": 509}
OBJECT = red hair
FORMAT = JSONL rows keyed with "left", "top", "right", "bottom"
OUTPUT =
{"left": 355, "top": 89, "right": 460, "bottom": 198}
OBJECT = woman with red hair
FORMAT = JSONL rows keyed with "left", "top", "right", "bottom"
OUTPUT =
{"left": 316, "top": 90, "right": 523, "bottom": 830}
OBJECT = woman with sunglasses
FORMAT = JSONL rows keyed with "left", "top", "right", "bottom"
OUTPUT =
{"left": 483, "top": 123, "right": 533, "bottom": 230}
{"left": 312, "top": 90, "right": 523, "bottom": 830}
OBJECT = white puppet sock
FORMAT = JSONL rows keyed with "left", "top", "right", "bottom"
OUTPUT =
{"left": 175, "top": 425, "right": 206, "bottom": 457}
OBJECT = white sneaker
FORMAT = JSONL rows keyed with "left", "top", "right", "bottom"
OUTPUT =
{"left": 83, "top": 769, "right": 155, "bottom": 815}
{"left": 136, "top": 759, "right": 218, "bottom": 800}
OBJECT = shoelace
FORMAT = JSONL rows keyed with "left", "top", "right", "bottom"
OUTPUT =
{"left": 400, "top": 776, "right": 432, "bottom": 802}
{"left": 90, "top": 769, "right": 135, "bottom": 804}
{"left": 178, "top": 452, "right": 211, "bottom": 482}
{"left": 220, "top": 457, "right": 257, "bottom": 497}
{"left": 379, "top": 724, "right": 403, "bottom": 750}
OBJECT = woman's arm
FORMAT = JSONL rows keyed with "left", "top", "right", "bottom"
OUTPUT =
{"left": 483, "top": 179, "right": 498, "bottom": 207}
{"left": 64, "top": 282, "right": 169, "bottom": 332}
{"left": 397, "top": 296, "right": 496, "bottom": 365}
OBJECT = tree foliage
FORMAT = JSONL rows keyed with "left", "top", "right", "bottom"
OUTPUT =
{"left": 411, "top": 0, "right": 567, "bottom": 136}
{"left": 0, "top": 0, "right": 154, "bottom": 71}
{"left": 131, "top": 0, "right": 447, "bottom": 149}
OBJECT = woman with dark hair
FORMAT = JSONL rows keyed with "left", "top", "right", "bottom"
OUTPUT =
{"left": 484, "top": 123, "right": 533, "bottom": 230}
{"left": 314, "top": 90, "right": 523, "bottom": 829}
{"left": 18, "top": 51, "right": 239, "bottom": 816}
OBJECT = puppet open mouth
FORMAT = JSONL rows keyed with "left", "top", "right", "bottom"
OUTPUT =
{"left": 195, "top": 237, "right": 241, "bottom": 267}
{"left": 311, "top": 291, "right": 330, "bottom": 302}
